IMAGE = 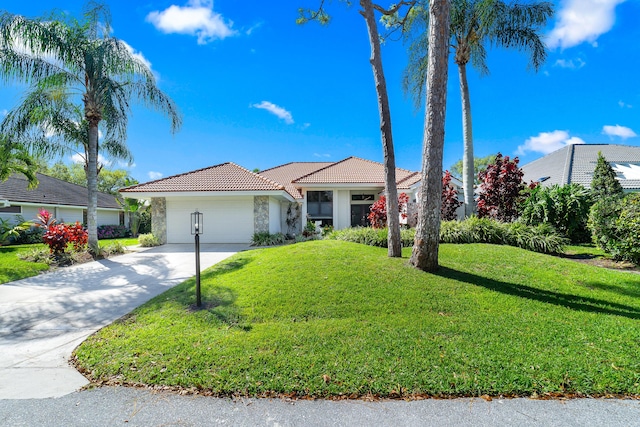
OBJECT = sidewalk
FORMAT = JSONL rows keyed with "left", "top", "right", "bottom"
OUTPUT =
{"left": 0, "top": 244, "right": 246, "bottom": 399}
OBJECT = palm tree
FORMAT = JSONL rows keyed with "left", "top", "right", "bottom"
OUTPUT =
{"left": 0, "top": 2, "right": 182, "bottom": 254}
{"left": 404, "top": 0, "right": 553, "bottom": 217}
{"left": 0, "top": 135, "right": 38, "bottom": 187}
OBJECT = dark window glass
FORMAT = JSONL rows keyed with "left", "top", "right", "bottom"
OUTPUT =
{"left": 0, "top": 206, "right": 21, "bottom": 213}
{"left": 351, "top": 194, "right": 374, "bottom": 201}
{"left": 307, "top": 191, "right": 333, "bottom": 220}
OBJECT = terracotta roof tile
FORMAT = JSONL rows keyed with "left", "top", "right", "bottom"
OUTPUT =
{"left": 121, "top": 162, "right": 285, "bottom": 193}
{"left": 259, "top": 162, "right": 333, "bottom": 199}
{"left": 293, "top": 157, "right": 417, "bottom": 185}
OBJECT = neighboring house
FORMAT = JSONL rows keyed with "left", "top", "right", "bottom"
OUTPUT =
{"left": 0, "top": 172, "right": 127, "bottom": 226}
{"left": 521, "top": 144, "right": 640, "bottom": 191}
{"left": 120, "top": 156, "right": 457, "bottom": 244}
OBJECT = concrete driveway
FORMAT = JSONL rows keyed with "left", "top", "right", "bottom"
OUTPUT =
{"left": 0, "top": 244, "right": 247, "bottom": 400}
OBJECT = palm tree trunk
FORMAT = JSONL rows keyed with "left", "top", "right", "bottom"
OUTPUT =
{"left": 86, "top": 121, "right": 99, "bottom": 256}
{"left": 360, "top": 0, "right": 401, "bottom": 257}
{"left": 410, "top": 0, "right": 450, "bottom": 272}
{"left": 458, "top": 62, "right": 475, "bottom": 217}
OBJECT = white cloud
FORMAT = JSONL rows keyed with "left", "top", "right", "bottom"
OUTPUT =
{"left": 146, "top": 0, "right": 236, "bottom": 45}
{"left": 547, "top": 0, "right": 626, "bottom": 49}
{"left": 148, "top": 171, "right": 163, "bottom": 180}
{"left": 554, "top": 58, "right": 585, "bottom": 69}
{"left": 618, "top": 100, "right": 632, "bottom": 109}
{"left": 0, "top": 109, "right": 7, "bottom": 117}
{"left": 517, "top": 130, "right": 585, "bottom": 155}
{"left": 252, "top": 101, "right": 294, "bottom": 124}
{"left": 313, "top": 153, "right": 331, "bottom": 158}
{"left": 603, "top": 124, "right": 637, "bottom": 139}
{"left": 121, "top": 41, "right": 152, "bottom": 71}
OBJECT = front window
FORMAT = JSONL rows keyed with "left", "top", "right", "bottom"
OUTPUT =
{"left": 307, "top": 191, "right": 333, "bottom": 226}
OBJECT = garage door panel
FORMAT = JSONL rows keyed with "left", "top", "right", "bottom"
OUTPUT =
{"left": 166, "top": 198, "right": 253, "bottom": 243}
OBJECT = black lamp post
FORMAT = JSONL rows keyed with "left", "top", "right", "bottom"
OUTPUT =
{"left": 191, "top": 209, "right": 203, "bottom": 307}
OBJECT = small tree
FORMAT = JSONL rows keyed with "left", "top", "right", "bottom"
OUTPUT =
{"left": 591, "top": 152, "right": 623, "bottom": 202}
{"left": 441, "top": 170, "right": 462, "bottom": 220}
{"left": 476, "top": 153, "right": 526, "bottom": 222}
{"left": 368, "top": 193, "right": 409, "bottom": 229}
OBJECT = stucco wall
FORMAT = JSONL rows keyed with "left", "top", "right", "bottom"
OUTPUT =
{"left": 268, "top": 197, "right": 280, "bottom": 234}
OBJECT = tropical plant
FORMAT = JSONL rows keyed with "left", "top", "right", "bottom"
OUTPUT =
{"left": 118, "top": 198, "right": 145, "bottom": 237}
{"left": 476, "top": 153, "right": 528, "bottom": 222}
{"left": 0, "top": 217, "right": 31, "bottom": 245}
{"left": 250, "top": 232, "right": 287, "bottom": 246}
{"left": 449, "top": 153, "right": 497, "bottom": 185}
{"left": 409, "top": 0, "right": 451, "bottom": 272}
{"left": 0, "top": 136, "right": 38, "bottom": 188}
{"left": 368, "top": 193, "right": 409, "bottom": 229}
{"left": 138, "top": 233, "right": 160, "bottom": 247}
{"left": 0, "top": 2, "right": 181, "bottom": 255}
{"left": 591, "top": 151, "right": 624, "bottom": 202}
{"left": 403, "top": 0, "right": 553, "bottom": 217}
{"left": 441, "top": 170, "right": 463, "bottom": 220}
{"left": 588, "top": 193, "right": 640, "bottom": 264}
{"left": 520, "top": 183, "right": 593, "bottom": 243}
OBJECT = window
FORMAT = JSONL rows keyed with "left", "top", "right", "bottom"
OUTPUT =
{"left": 307, "top": 191, "right": 333, "bottom": 226}
{"left": 119, "top": 212, "right": 125, "bottom": 226}
{"left": 82, "top": 209, "right": 87, "bottom": 226}
{"left": 0, "top": 206, "right": 21, "bottom": 213}
{"left": 351, "top": 194, "right": 374, "bottom": 201}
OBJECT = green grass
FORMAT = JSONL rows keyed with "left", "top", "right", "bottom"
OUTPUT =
{"left": 0, "top": 238, "right": 140, "bottom": 284}
{"left": 74, "top": 240, "right": 640, "bottom": 398}
{"left": 0, "top": 244, "right": 50, "bottom": 283}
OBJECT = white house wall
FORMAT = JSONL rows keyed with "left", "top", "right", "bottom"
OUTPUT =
{"left": 268, "top": 197, "right": 281, "bottom": 234}
{"left": 0, "top": 203, "right": 123, "bottom": 227}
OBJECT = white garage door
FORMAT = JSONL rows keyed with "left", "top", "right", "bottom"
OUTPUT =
{"left": 166, "top": 197, "right": 254, "bottom": 243}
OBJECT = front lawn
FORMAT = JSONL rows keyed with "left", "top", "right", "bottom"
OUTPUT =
{"left": 74, "top": 240, "right": 640, "bottom": 398}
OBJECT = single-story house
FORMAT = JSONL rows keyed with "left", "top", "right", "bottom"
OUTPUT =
{"left": 0, "top": 172, "right": 126, "bottom": 226}
{"left": 120, "top": 156, "right": 461, "bottom": 244}
{"left": 521, "top": 144, "right": 640, "bottom": 191}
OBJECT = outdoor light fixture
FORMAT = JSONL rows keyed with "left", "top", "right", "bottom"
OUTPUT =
{"left": 191, "top": 210, "right": 203, "bottom": 307}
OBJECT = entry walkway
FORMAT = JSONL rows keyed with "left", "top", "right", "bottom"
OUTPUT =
{"left": 0, "top": 244, "right": 247, "bottom": 399}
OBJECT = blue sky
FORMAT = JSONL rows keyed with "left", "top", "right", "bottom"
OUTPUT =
{"left": 1, "top": 0, "right": 639, "bottom": 183}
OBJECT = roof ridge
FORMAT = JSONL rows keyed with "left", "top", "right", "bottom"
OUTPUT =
{"left": 259, "top": 161, "right": 334, "bottom": 174}
{"left": 33, "top": 172, "right": 118, "bottom": 197}
{"left": 228, "top": 162, "right": 285, "bottom": 190}
{"left": 292, "top": 157, "right": 354, "bottom": 182}
{"left": 347, "top": 156, "right": 417, "bottom": 175}
{"left": 121, "top": 162, "right": 232, "bottom": 192}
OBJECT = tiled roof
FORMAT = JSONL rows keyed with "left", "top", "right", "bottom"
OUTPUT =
{"left": 120, "top": 162, "right": 285, "bottom": 194}
{"left": 259, "top": 162, "right": 333, "bottom": 199}
{"left": 0, "top": 173, "right": 121, "bottom": 209}
{"left": 293, "top": 157, "right": 418, "bottom": 185}
{"left": 120, "top": 157, "right": 422, "bottom": 199}
{"left": 521, "top": 144, "right": 640, "bottom": 190}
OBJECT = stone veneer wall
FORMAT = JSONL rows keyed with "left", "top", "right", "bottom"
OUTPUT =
{"left": 254, "top": 196, "right": 269, "bottom": 233}
{"left": 151, "top": 197, "right": 167, "bottom": 244}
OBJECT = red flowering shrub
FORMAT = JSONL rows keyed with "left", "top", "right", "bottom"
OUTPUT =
{"left": 368, "top": 193, "right": 409, "bottom": 229}
{"left": 36, "top": 210, "right": 88, "bottom": 254}
{"left": 441, "top": 170, "right": 463, "bottom": 221}
{"left": 476, "top": 153, "right": 526, "bottom": 222}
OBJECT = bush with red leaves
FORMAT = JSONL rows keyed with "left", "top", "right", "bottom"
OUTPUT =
{"left": 441, "top": 170, "right": 463, "bottom": 221}
{"left": 476, "top": 153, "right": 527, "bottom": 222}
{"left": 368, "top": 193, "right": 409, "bottom": 229}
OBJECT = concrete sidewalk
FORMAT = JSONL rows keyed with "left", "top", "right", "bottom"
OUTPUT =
{"left": 0, "top": 244, "right": 247, "bottom": 400}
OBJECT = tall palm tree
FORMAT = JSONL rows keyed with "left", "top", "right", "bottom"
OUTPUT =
{"left": 0, "top": 2, "right": 182, "bottom": 254}
{"left": 404, "top": 0, "right": 553, "bottom": 217}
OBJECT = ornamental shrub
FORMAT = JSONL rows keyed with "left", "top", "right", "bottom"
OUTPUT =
{"left": 138, "top": 233, "right": 161, "bottom": 247}
{"left": 441, "top": 170, "right": 463, "bottom": 221}
{"left": 325, "top": 227, "right": 416, "bottom": 248}
{"left": 36, "top": 210, "right": 88, "bottom": 255}
{"left": 589, "top": 193, "right": 640, "bottom": 265}
{"left": 476, "top": 153, "right": 528, "bottom": 222}
{"left": 97, "top": 224, "right": 129, "bottom": 239}
{"left": 368, "top": 193, "right": 409, "bottom": 229}
{"left": 520, "top": 183, "right": 592, "bottom": 243}
{"left": 250, "top": 232, "right": 287, "bottom": 246}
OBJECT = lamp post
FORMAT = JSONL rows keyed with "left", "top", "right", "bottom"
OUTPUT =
{"left": 191, "top": 209, "right": 203, "bottom": 307}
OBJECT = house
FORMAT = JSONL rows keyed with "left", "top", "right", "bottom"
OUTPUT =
{"left": 521, "top": 144, "right": 640, "bottom": 191}
{"left": 0, "top": 172, "right": 126, "bottom": 226}
{"left": 120, "top": 156, "right": 442, "bottom": 244}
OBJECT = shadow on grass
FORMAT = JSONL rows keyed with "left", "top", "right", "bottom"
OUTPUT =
{"left": 435, "top": 267, "right": 640, "bottom": 320}
{"left": 184, "top": 255, "right": 253, "bottom": 331}
{"left": 586, "top": 281, "right": 640, "bottom": 299}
